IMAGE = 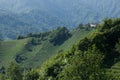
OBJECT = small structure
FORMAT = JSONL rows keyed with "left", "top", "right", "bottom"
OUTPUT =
{"left": 90, "top": 23, "right": 98, "bottom": 28}
{"left": 78, "top": 23, "right": 99, "bottom": 29}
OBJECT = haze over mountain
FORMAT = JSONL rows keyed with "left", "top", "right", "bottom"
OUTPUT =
{"left": 0, "top": 0, "right": 120, "bottom": 39}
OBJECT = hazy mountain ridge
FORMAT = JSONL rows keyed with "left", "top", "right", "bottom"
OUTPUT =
{"left": 0, "top": 9, "right": 69, "bottom": 39}
{"left": 0, "top": 0, "right": 120, "bottom": 39}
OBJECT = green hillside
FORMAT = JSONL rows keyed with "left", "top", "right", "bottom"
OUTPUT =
{"left": 107, "top": 39, "right": 120, "bottom": 79}
{"left": 0, "top": 39, "right": 29, "bottom": 67}
{"left": 0, "top": 27, "right": 93, "bottom": 69}
{"left": 29, "top": 18, "right": 120, "bottom": 80}
{"left": 1, "top": 18, "right": 120, "bottom": 80}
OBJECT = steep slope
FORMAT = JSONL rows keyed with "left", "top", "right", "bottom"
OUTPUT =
{"left": 1, "top": 19, "right": 120, "bottom": 80}
{"left": 0, "top": 27, "right": 93, "bottom": 68}
{"left": 0, "top": 39, "right": 29, "bottom": 67}
{"left": 35, "top": 18, "right": 120, "bottom": 80}
{"left": 108, "top": 39, "right": 120, "bottom": 79}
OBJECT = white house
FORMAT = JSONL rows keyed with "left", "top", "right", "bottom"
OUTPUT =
{"left": 90, "top": 23, "right": 98, "bottom": 28}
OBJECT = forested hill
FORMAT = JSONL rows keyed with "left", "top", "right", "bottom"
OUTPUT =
{"left": 0, "top": 26, "right": 93, "bottom": 69}
{"left": 26, "top": 19, "right": 120, "bottom": 80}
{"left": 0, "top": 0, "right": 120, "bottom": 39}
{"left": 0, "top": 18, "right": 120, "bottom": 80}
{"left": 37, "top": 18, "right": 120, "bottom": 80}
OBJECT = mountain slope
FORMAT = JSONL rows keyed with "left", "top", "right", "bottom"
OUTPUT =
{"left": 0, "top": 27, "right": 93, "bottom": 68}
{"left": 0, "top": 19, "right": 120, "bottom": 80}
{"left": 36, "top": 18, "right": 120, "bottom": 80}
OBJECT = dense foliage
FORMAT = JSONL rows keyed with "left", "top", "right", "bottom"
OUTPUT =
{"left": 0, "top": 18, "right": 120, "bottom": 80}
{"left": 37, "top": 18, "right": 120, "bottom": 80}
{"left": 49, "top": 27, "right": 71, "bottom": 46}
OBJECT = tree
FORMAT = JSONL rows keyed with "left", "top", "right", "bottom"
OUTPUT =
{"left": 0, "top": 73, "right": 5, "bottom": 80}
{"left": 116, "top": 39, "right": 120, "bottom": 53}
{"left": 77, "top": 23, "right": 84, "bottom": 29}
{"left": 25, "top": 69, "right": 39, "bottom": 80}
{"left": 7, "top": 62, "right": 22, "bottom": 80}
{"left": 50, "top": 27, "right": 71, "bottom": 46}
{"left": 17, "top": 35, "right": 25, "bottom": 40}
{"left": 58, "top": 45, "right": 107, "bottom": 80}
{"left": 100, "top": 19, "right": 113, "bottom": 32}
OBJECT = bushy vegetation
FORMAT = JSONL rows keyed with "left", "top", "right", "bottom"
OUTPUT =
{"left": 0, "top": 26, "right": 91, "bottom": 69}
{"left": 49, "top": 27, "right": 71, "bottom": 46}
{"left": 1, "top": 18, "right": 120, "bottom": 80}
{"left": 37, "top": 45, "right": 106, "bottom": 80}
{"left": 17, "top": 27, "right": 72, "bottom": 46}
{"left": 116, "top": 39, "right": 120, "bottom": 53}
{"left": 38, "top": 18, "right": 120, "bottom": 80}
